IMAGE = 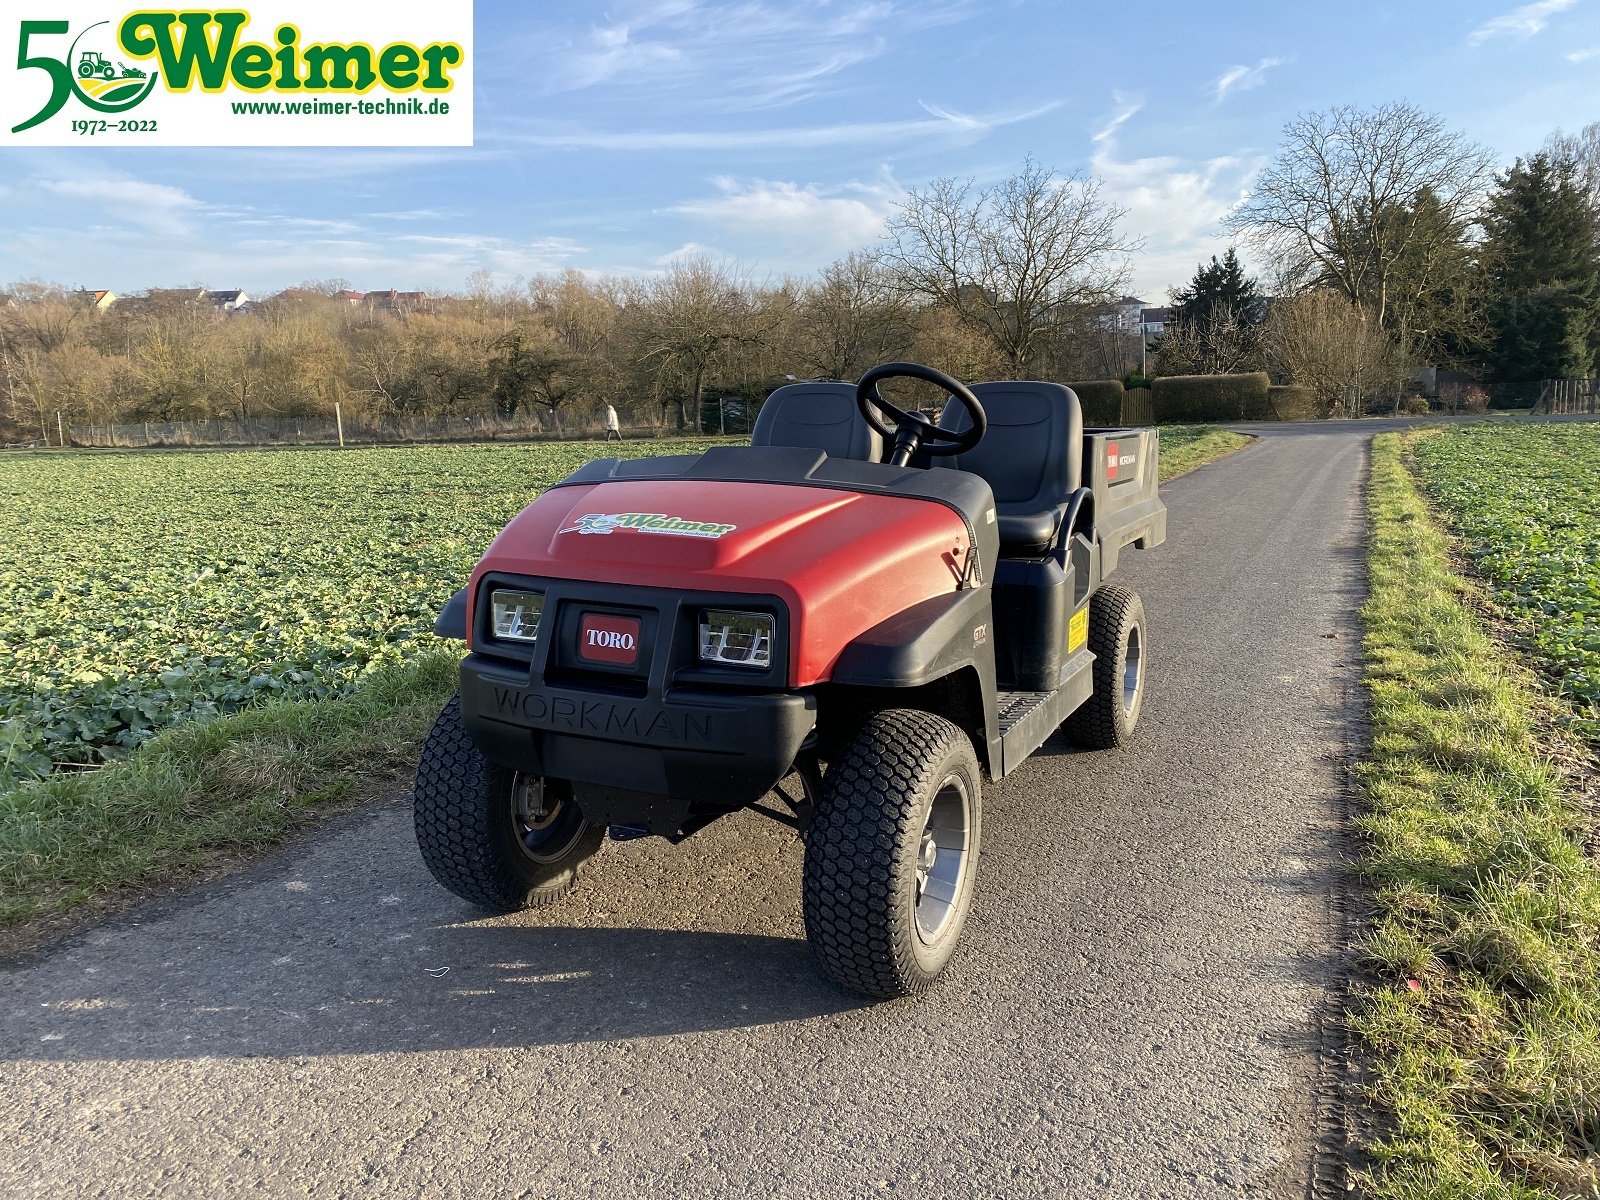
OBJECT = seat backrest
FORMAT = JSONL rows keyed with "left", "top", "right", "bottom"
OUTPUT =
{"left": 751, "top": 382, "right": 883, "bottom": 462}
{"left": 936, "top": 381, "right": 1083, "bottom": 502}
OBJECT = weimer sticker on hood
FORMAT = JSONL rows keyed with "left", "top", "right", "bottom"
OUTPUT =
{"left": 561, "top": 513, "right": 738, "bottom": 539}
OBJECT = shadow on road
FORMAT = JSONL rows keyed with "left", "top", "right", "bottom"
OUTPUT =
{"left": 1, "top": 921, "right": 871, "bottom": 1063}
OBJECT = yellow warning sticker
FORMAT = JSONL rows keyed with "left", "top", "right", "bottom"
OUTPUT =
{"left": 1068, "top": 607, "right": 1088, "bottom": 653}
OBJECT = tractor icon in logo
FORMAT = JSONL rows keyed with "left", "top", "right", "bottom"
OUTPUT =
{"left": 564, "top": 514, "right": 626, "bottom": 536}
{"left": 77, "top": 51, "right": 147, "bottom": 82}
{"left": 69, "top": 24, "right": 158, "bottom": 109}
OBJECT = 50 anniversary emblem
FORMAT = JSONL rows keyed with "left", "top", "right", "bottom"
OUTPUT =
{"left": 2, "top": 2, "right": 473, "bottom": 146}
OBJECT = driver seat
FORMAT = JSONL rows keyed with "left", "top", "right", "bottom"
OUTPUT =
{"left": 751, "top": 381, "right": 883, "bottom": 462}
{"left": 937, "top": 382, "right": 1084, "bottom": 557}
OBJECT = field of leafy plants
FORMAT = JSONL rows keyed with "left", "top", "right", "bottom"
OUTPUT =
{"left": 1410, "top": 421, "right": 1600, "bottom": 738}
{"left": 0, "top": 440, "right": 716, "bottom": 789}
{"left": 0, "top": 426, "right": 1231, "bottom": 792}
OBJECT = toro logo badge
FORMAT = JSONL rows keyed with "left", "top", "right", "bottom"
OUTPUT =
{"left": 1106, "top": 442, "right": 1136, "bottom": 482}
{"left": 563, "top": 513, "right": 739, "bottom": 540}
{"left": 579, "top": 614, "right": 641, "bottom": 668}
{"left": 2, "top": 3, "right": 473, "bottom": 146}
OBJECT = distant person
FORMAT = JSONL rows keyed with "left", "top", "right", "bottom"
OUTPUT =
{"left": 604, "top": 404, "right": 622, "bottom": 441}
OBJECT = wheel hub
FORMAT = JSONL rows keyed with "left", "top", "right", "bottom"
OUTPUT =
{"left": 510, "top": 773, "right": 587, "bottom": 865}
{"left": 913, "top": 776, "right": 971, "bottom": 945}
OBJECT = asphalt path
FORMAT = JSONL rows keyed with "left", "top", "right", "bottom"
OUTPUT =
{"left": 0, "top": 425, "right": 1370, "bottom": 1199}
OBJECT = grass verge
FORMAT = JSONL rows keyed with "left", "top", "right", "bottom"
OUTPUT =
{"left": 1159, "top": 426, "right": 1253, "bottom": 481}
{"left": 1355, "top": 432, "right": 1600, "bottom": 1198}
{"left": 0, "top": 650, "right": 458, "bottom": 952}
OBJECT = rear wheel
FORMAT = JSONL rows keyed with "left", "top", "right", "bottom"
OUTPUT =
{"left": 1063, "top": 584, "right": 1146, "bottom": 749}
{"left": 802, "top": 709, "right": 982, "bottom": 999}
{"left": 413, "top": 696, "right": 603, "bottom": 912}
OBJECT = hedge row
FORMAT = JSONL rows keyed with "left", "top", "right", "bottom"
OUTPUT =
{"left": 1064, "top": 375, "right": 1326, "bottom": 424}
{"left": 1152, "top": 372, "right": 1273, "bottom": 422}
{"left": 1268, "top": 385, "right": 1320, "bottom": 421}
{"left": 1064, "top": 379, "right": 1124, "bottom": 426}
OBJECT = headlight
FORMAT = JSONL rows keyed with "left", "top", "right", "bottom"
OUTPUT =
{"left": 489, "top": 589, "right": 543, "bottom": 643}
{"left": 699, "top": 609, "right": 772, "bottom": 668}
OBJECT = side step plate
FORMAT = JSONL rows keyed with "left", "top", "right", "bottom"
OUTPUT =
{"left": 994, "top": 650, "right": 1096, "bottom": 777}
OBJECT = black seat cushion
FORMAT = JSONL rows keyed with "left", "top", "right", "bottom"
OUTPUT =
{"left": 751, "top": 382, "right": 883, "bottom": 462}
{"left": 937, "top": 382, "right": 1084, "bottom": 556}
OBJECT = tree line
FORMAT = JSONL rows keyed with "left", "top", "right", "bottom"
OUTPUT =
{"left": 1161, "top": 106, "right": 1600, "bottom": 413}
{"left": 3, "top": 108, "right": 1596, "bottom": 441}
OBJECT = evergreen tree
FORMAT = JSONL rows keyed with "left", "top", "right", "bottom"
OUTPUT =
{"left": 1480, "top": 153, "right": 1600, "bottom": 382}
{"left": 1159, "top": 249, "right": 1268, "bottom": 375}
{"left": 1170, "top": 249, "right": 1266, "bottom": 328}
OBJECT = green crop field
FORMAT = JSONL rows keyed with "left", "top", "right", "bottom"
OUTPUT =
{"left": 0, "top": 426, "right": 1234, "bottom": 794}
{"left": 0, "top": 439, "right": 717, "bottom": 789}
{"left": 1410, "top": 422, "right": 1600, "bottom": 739}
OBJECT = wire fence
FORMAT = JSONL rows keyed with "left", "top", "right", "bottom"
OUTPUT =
{"left": 1533, "top": 378, "right": 1599, "bottom": 415}
{"left": 58, "top": 412, "right": 683, "bottom": 450}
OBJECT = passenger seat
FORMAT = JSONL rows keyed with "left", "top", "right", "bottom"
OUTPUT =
{"left": 750, "top": 381, "right": 884, "bottom": 462}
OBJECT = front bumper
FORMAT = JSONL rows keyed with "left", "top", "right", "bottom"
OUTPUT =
{"left": 456, "top": 575, "right": 818, "bottom": 834}
{"left": 458, "top": 651, "right": 815, "bottom": 832}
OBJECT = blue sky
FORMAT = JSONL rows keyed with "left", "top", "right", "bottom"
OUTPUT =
{"left": 2, "top": 0, "right": 1598, "bottom": 302}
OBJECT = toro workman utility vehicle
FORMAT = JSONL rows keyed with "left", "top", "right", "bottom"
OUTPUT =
{"left": 415, "top": 363, "right": 1166, "bottom": 998}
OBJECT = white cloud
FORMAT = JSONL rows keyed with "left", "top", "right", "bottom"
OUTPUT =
{"left": 391, "top": 234, "right": 587, "bottom": 279}
{"left": 1088, "top": 99, "right": 1265, "bottom": 298}
{"left": 1567, "top": 44, "right": 1600, "bottom": 60}
{"left": 1208, "top": 57, "right": 1286, "bottom": 105}
{"left": 525, "top": 1, "right": 970, "bottom": 110}
{"left": 1468, "top": 0, "right": 1578, "bottom": 44}
{"left": 39, "top": 177, "right": 207, "bottom": 237}
{"left": 495, "top": 100, "right": 1061, "bottom": 152}
{"left": 671, "top": 176, "right": 900, "bottom": 260}
{"left": 1093, "top": 93, "right": 1143, "bottom": 145}
{"left": 654, "top": 241, "right": 726, "bottom": 266}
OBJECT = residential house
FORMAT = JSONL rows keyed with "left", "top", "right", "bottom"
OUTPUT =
{"left": 366, "top": 289, "right": 431, "bottom": 312}
{"left": 72, "top": 289, "right": 118, "bottom": 311}
{"left": 1140, "top": 306, "right": 1173, "bottom": 337}
{"left": 1108, "top": 296, "right": 1147, "bottom": 336}
{"left": 208, "top": 289, "right": 250, "bottom": 312}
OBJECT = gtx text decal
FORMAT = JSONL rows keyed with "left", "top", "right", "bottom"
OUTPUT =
{"left": 562, "top": 512, "right": 738, "bottom": 539}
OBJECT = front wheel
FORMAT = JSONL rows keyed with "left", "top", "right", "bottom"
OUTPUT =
{"left": 803, "top": 709, "right": 982, "bottom": 999}
{"left": 1063, "top": 585, "right": 1147, "bottom": 749}
{"left": 413, "top": 696, "right": 603, "bottom": 912}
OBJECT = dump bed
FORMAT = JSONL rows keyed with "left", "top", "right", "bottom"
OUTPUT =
{"left": 1082, "top": 427, "right": 1166, "bottom": 577}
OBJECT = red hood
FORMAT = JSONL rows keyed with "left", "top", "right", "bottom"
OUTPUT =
{"left": 470, "top": 478, "right": 970, "bottom": 685}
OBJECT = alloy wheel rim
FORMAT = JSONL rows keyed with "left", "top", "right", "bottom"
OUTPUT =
{"left": 1122, "top": 625, "right": 1143, "bottom": 716}
{"left": 510, "top": 773, "right": 583, "bottom": 864}
{"left": 914, "top": 775, "right": 972, "bottom": 943}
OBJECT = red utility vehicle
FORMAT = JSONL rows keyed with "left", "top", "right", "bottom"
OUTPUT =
{"left": 415, "top": 363, "right": 1166, "bottom": 998}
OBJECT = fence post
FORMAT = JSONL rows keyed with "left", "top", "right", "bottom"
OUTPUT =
{"left": 335, "top": 402, "right": 345, "bottom": 448}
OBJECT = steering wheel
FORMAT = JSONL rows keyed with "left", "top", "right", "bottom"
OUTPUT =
{"left": 856, "top": 362, "right": 987, "bottom": 467}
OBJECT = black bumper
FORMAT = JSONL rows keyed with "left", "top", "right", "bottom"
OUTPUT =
{"left": 458, "top": 652, "right": 816, "bottom": 827}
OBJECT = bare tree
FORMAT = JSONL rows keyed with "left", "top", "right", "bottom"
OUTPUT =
{"left": 1266, "top": 290, "right": 1415, "bottom": 417}
{"left": 1546, "top": 120, "right": 1600, "bottom": 207}
{"left": 877, "top": 158, "right": 1133, "bottom": 376}
{"left": 626, "top": 256, "right": 760, "bottom": 431}
{"left": 797, "top": 252, "right": 912, "bottom": 380}
{"left": 1154, "top": 303, "right": 1265, "bottom": 377}
{"left": 1229, "top": 103, "right": 1493, "bottom": 330}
